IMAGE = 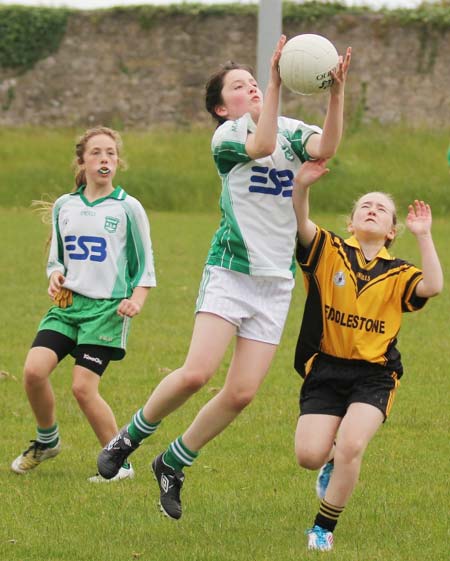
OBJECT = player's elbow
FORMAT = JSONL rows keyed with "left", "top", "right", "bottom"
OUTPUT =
{"left": 428, "top": 284, "right": 443, "bottom": 298}
{"left": 421, "top": 281, "right": 443, "bottom": 298}
{"left": 317, "top": 146, "right": 337, "bottom": 160}
{"left": 263, "top": 139, "right": 277, "bottom": 155}
{"left": 249, "top": 140, "right": 277, "bottom": 159}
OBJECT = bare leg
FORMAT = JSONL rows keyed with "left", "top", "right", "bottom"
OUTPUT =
{"left": 325, "top": 402, "right": 384, "bottom": 506}
{"left": 142, "top": 313, "right": 236, "bottom": 423}
{"left": 23, "top": 347, "right": 59, "bottom": 428}
{"left": 72, "top": 366, "right": 118, "bottom": 446}
{"left": 183, "top": 336, "right": 278, "bottom": 451}
{"left": 295, "top": 413, "right": 341, "bottom": 469}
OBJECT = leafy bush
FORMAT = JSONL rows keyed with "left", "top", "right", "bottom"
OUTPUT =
{"left": 1, "top": 2, "right": 448, "bottom": 73}
{"left": 0, "top": 6, "right": 69, "bottom": 71}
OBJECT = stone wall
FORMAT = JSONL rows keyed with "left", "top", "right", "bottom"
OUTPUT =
{"left": 0, "top": 9, "right": 449, "bottom": 128}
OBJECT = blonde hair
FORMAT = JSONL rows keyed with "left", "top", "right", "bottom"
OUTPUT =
{"left": 347, "top": 191, "right": 399, "bottom": 248}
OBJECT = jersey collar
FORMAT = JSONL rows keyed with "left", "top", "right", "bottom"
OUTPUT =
{"left": 344, "top": 235, "right": 394, "bottom": 261}
{"left": 71, "top": 185, "right": 127, "bottom": 206}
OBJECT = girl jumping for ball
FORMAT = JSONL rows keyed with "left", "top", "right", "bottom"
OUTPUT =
{"left": 97, "top": 36, "right": 351, "bottom": 518}
{"left": 291, "top": 159, "right": 443, "bottom": 551}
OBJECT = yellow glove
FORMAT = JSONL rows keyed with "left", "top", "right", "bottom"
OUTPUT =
{"left": 54, "top": 287, "right": 73, "bottom": 309}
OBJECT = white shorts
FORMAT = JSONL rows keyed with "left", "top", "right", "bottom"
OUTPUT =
{"left": 195, "top": 265, "right": 295, "bottom": 345}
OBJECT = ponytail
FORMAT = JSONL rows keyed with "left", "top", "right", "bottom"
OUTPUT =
{"left": 75, "top": 169, "right": 86, "bottom": 189}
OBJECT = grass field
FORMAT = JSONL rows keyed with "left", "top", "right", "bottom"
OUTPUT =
{"left": 1, "top": 205, "right": 449, "bottom": 561}
{"left": 1, "top": 124, "right": 449, "bottom": 214}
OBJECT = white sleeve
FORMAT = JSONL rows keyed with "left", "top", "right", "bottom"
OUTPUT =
{"left": 125, "top": 197, "right": 157, "bottom": 288}
{"left": 46, "top": 197, "right": 67, "bottom": 279}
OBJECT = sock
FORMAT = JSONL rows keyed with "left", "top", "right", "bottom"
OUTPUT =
{"left": 127, "top": 408, "right": 161, "bottom": 443}
{"left": 163, "top": 436, "right": 199, "bottom": 472}
{"left": 37, "top": 423, "right": 59, "bottom": 448}
{"left": 314, "top": 499, "right": 345, "bottom": 532}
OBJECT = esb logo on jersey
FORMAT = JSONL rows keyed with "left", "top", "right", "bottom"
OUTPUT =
{"left": 64, "top": 235, "right": 107, "bottom": 262}
{"left": 249, "top": 166, "right": 294, "bottom": 197}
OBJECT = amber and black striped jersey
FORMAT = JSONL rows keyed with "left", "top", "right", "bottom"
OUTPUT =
{"left": 294, "top": 227, "right": 428, "bottom": 378}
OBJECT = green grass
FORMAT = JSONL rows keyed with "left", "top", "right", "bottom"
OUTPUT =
{"left": 1, "top": 124, "right": 449, "bottom": 214}
{"left": 0, "top": 207, "right": 449, "bottom": 561}
{"left": 0, "top": 127, "right": 216, "bottom": 212}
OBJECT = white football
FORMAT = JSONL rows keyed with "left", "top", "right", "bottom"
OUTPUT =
{"left": 279, "top": 34, "right": 339, "bottom": 95}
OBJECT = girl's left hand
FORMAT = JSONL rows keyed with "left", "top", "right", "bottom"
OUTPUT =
{"left": 406, "top": 200, "right": 433, "bottom": 236}
{"left": 330, "top": 46, "right": 352, "bottom": 95}
{"left": 270, "top": 35, "right": 287, "bottom": 87}
{"left": 117, "top": 299, "right": 141, "bottom": 318}
{"left": 294, "top": 159, "right": 329, "bottom": 190}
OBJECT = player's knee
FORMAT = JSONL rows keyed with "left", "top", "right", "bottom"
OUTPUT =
{"left": 223, "top": 387, "right": 256, "bottom": 411}
{"left": 179, "top": 368, "right": 211, "bottom": 393}
{"left": 23, "top": 363, "right": 48, "bottom": 387}
{"left": 335, "top": 439, "right": 365, "bottom": 463}
{"left": 296, "top": 446, "right": 327, "bottom": 470}
{"left": 72, "top": 381, "right": 94, "bottom": 406}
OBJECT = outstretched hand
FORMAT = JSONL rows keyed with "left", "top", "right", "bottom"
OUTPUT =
{"left": 406, "top": 200, "right": 433, "bottom": 237}
{"left": 294, "top": 159, "right": 330, "bottom": 190}
{"left": 330, "top": 46, "right": 352, "bottom": 95}
{"left": 269, "top": 35, "right": 287, "bottom": 88}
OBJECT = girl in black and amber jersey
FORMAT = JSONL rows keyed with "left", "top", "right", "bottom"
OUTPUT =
{"left": 291, "top": 159, "right": 443, "bottom": 552}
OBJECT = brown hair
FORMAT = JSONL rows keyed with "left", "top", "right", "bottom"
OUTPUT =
{"left": 33, "top": 126, "right": 127, "bottom": 246}
{"left": 205, "top": 61, "right": 254, "bottom": 126}
{"left": 73, "top": 126, "right": 126, "bottom": 189}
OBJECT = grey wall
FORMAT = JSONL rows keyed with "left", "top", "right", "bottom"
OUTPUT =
{"left": 0, "top": 10, "right": 448, "bottom": 128}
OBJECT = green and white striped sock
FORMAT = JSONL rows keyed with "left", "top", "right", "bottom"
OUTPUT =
{"left": 37, "top": 423, "right": 59, "bottom": 448}
{"left": 127, "top": 408, "right": 160, "bottom": 443}
{"left": 164, "top": 436, "right": 199, "bottom": 472}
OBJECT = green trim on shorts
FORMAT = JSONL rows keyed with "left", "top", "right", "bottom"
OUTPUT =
{"left": 38, "top": 293, "right": 131, "bottom": 360}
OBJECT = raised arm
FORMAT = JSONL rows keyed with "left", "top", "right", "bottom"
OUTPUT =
{"left": 406, "top": 200, "right": 443, "bottom": 298}
{"left": 246, "top": 35, "right": 286, "bottom": 159}
{"left": 307, "top": 47, "right": 352, "bottom": 160}
{"left": 292, "top": 159, "right": 330, "bottom": 247}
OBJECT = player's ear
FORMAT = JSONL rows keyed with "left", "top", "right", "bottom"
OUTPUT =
{"left": 386, "top": 225, "right": 396, "bottom": 241}
{"left": 215, "top": 104, "right": 228, "bottom": 119}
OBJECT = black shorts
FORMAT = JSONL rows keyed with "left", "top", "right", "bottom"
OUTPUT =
{"left": 31, "top": 329, "right": 114, "bottom": 376}
{"left": 299, "top": 353, "right": 400, "bottom": 420}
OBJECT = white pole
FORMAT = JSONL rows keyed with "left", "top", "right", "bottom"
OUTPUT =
{"left": 257, "top": 0, "right": 282, "bottom": 93}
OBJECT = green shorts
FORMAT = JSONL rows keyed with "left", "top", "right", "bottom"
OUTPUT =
{"left": 38, "top": 293, "right": 131, "bottom": 360}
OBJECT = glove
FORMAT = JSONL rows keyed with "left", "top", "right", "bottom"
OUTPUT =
{"left": 54, "top": 287, "right": 73, "bottom": 309}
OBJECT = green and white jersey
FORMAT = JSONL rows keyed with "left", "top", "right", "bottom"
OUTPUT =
{"left": 47, "top": 186, "right": 156, "bottom": 299}
{"left": 207, "top": 113, "right": 321, "bottom": 279}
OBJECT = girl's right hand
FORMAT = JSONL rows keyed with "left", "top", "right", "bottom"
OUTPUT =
{"left": 48, "top": 272, "right": 65, "bottom": 299}
{"left": 269, "top": 35, "right": 287, "bottom": 88}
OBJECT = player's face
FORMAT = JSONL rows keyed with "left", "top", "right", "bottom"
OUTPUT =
{"left": 82, "top": 134, "right": 119, "bottom": 188}
{"left": 348, "top": 193, "right": 396, "bottom": 243}
{"left": 215, "top": 69, "right": 263, "bottom": 121}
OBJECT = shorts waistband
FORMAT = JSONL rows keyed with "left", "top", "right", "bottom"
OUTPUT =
{"left": 317, "top": 352, "right": 386, "bottom": 371}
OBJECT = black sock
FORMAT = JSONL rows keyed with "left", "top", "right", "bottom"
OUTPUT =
{"left": 314, "top": 499, "right": 345, "bottom": 532}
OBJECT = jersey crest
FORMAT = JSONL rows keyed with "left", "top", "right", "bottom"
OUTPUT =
{"left": 104, "top": 216, "right": 120, "bottom": 233}
{"left": 333, "top": 271, "right": 346, "bottom": 286}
